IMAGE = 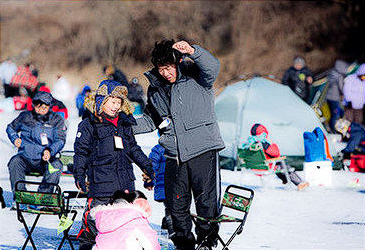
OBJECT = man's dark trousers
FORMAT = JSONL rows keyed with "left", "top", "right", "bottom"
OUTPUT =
{"left": 165, "top": 149, "right": 221, "bottom": 249}
{"left": 7, "top": 154, "right": 62, "bottom": 194}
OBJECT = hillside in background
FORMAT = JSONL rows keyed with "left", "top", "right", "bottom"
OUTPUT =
{"left": 0, "top": 0, "right": 364, "bottom": 92}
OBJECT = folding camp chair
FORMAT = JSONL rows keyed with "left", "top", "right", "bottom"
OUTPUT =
{"left": 14, "top": 180, "right": 77, "bottom": 250}
{"left": 63, "top": 190, "right": 88, "bottom": 240}
{"left": 237, "top": 142, "right": 290, "bottom": 185}
{"left": 191, "top": 185, "right": 254, "bottom": 250}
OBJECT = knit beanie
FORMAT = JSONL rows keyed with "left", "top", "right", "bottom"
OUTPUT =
{"left": 250, "top": 123, "right": 269, "bottom": 138}
{"left": 293, "top": 56, "right": 305, "bottom": 68}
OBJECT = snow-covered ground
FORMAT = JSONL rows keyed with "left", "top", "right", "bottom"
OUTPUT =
{"left": 0, "top": 102, "right": 364, "bottom": 250}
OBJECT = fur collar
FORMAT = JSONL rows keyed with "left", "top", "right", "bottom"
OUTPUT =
{"left": 90, "top": 201, "right": 149, "bottom": 219}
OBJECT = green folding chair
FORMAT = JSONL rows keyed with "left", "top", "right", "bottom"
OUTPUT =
{"left": 237, "top": 142, "right": 290, "bottom": 184}
{"left": 191, "top": 185, "right": 254, "bottom": 250}
{"left": 14, "top": 180, "right": 77, "bottom": 250}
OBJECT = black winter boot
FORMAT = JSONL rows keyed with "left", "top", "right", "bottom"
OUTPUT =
{"left": 275, "top": 172, "right": 288, "bottom": 184}
{"left": 171, "top": 232, "right": 196, "bottom": 250}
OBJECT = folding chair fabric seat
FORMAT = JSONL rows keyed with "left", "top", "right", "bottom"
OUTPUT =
{"left": 238, "top": 146, "right": 269, "bottom": 171}
{"left": 237, "top": 142, "right": 289, "bottom": 179}
{"left": 191, "top": 185, "right": 254, "bottom": 250}
{"left": 192, "top": 214, "right": 243, "bottom": 223}
{"left": 14, "top": 180, "right": 77, "bottom": 250}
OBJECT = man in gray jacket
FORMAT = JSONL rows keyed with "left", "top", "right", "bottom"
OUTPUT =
{"left": 133, "top": 40, "right": 225, "bottom": 250}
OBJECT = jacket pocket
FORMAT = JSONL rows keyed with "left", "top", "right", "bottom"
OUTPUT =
{"left": 92, "top": 158, "right": 114, "bottom": 183}
{"left": 95, "top": 127, "right": 114, "bottom": 158}
{"left": 183, "top": 118, "right": 214, "bottom": 130}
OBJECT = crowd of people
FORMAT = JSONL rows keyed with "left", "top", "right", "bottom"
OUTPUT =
{"left": 0, "top": 40, "right": 224, "bottom": 250}
{"left": 0, "top": 40, "right": 364, "bottom": 250}
{"left": 282, "top": 56, "right": 365, "bottom": 162}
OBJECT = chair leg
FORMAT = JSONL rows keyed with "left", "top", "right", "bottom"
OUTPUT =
{"left": 57, "top": 210, "right": 77, "bottom": 250}
{"left": 222, "top": 224, "right": 243, "bottom": 250}
{"left": 281, "top": 161, "right": 293, "bottom": 188}
{"left": 21, "top": 213, "right": 41, "bottom": 250}
{"left": 223, "top": 212, "right": 249, "bottom": 249}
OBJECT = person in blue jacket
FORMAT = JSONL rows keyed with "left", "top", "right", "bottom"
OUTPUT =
{"left": 73, "top": 79, "right": 155, "bottom": 250}
{"left": 76, "top": 85, "right": 91, "bottom": 117}
{"left": 149, "top": 143, "right": 174, "bottom": 237}
{"left": 335, "top": 118, "right": 365, "bottom": 158}
{"left": 6, "top": 91, "right": 66, "bottom": 195}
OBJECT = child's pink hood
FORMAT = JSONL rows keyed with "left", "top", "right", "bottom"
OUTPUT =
{"left": 93, "top": 203, "right": 146, "bottom": 233}
{"left": 90, "top": 202, "right": 160, "bottom": 250}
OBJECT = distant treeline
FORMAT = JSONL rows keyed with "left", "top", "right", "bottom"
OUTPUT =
{"left": 1, "top": 0, "right": 364, "bottom": 86}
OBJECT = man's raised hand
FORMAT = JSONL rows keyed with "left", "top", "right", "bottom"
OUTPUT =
{"left": 172, "top": 41, "right": 195, "bottom": 55}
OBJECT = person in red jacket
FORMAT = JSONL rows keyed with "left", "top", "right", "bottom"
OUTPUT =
{"left": 249, "top": 123, "right": 309, "bottom": 191}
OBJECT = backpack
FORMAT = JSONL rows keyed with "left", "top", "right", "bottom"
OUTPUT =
{"left": 303, "top": 127, "right": 330, "bottom": 162}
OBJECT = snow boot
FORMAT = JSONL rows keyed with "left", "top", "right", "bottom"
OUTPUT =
{"left": 276, "top": 172, "right": 288, "bottom": 184}
{"left": 171, "top": 232, "right": 195, "bottom": 250}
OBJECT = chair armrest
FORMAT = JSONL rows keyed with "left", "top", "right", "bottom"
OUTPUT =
{"left": 266, "top": 156, "right": 286, "bottom": 163}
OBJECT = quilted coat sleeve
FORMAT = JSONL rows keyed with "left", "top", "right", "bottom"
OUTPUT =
{"left": 73, "top": 119, "right": 94, "bottom": 180}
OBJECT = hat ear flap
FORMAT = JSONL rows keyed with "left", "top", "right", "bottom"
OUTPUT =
{"left": 97, "top": 84, "right": 108, "bottom": 96}
{"left": 120, "top": 99, "right": 135, "bottom": 115}
{"left": 83, "top": 91, "right": 96, "bottom": 114}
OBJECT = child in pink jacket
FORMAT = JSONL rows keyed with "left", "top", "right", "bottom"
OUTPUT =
{"left": 90, "top": 190, "right": 160, "bottom": 250}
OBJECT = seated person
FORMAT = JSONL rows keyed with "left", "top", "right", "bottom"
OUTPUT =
{"left": 27, "top": 85, "right": 69, "bottom": 120}
{"left": 335, "top": 118, "right": 365, "bottom": 159}
{"left": 243, "top": 123, "right": 309, "bottom": 191}
{"left": 6, "top": 91, "right": 66, "bottom": 199}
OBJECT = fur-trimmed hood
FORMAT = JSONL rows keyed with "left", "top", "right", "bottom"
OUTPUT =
{"left": 91, "top": 201, "right": 149, "bottom": 233}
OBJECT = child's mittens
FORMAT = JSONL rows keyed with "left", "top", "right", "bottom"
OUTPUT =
{"left": 134, "top": 198, "right": 152, "bottom": 217}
